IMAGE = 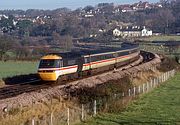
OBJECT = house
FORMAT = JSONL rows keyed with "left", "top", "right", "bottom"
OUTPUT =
{"left": 113, "top": 27, "right": 141, "bottom": 38}
{"left": 122, "top": 7, "right": 134, "bottom": 13}
{"left": 141, "top": 27, "right": 153, "bottom": 36}
{"left": 132, "top": 1, "right": 151, "bottom": 10}
{"left": 84, "top": 14, "right": 94, "bottom": 17}
{"left": 113, "top": 28, "right": 121, "bottom": 37}
{"left": 113, "top": 26, "right": 152, "bottom": 38}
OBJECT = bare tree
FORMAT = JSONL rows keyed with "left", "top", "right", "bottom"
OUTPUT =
{"left": 0, "top": 36, "right": 13, "bottom": 60}
{"left": 160, "top": 0, "right": 172, "bottom": 6}
{"left": 152, "top": 8, "right": 175, "bottom": 33}
{"left": 52, "top": 32, "right": 73, "bottom": 52}
{"left": 62, "top": 35, "right": 73, "bottom": 51}
{"left": 52, "top": 31, "right": 61, "bottom": 45}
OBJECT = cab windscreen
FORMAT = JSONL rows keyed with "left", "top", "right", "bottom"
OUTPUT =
{"left": 39, "top": 59, "right": 61, "bottom": 68}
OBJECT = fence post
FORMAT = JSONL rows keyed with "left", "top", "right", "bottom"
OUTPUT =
{"left": 50, "top": 112, "right": 53, "bottom": 125}
{"left": 142, "top": 84, "right": 145, "bottom": 93}
{"left": 32, "top": 118, "right": 35, "bottom": 125}
{"left": 81, "top": 104, "right": 84, "bottom": 121}
{"left": 154, "top": 78, "right": 156, "bottom": 87}
{"left": 114, "top": 94, "right": 117, "bottom": 99}
{"left": 67, "top": 108, "right": 70, "bottom": 125}
{"left": 128, "top": 89, "right": 131, "bottom": 96}
{"left": 94, "top": 100, "right": 97, "bottom": 116}
{"left": 122, "top": 92, "right": 125, "bottom": 97}
{"left": 133, "top": 87, "right": 136, "bottom": 96}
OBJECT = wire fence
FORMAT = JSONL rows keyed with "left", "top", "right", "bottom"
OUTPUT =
{"left": 1, "top": 69, "right": 175, "bottom": 125}
{"left": 26, "top": 69, "right": 176, "bottom": 125}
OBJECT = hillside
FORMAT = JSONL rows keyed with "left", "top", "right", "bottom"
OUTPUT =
{"left": 78, "top": 72, "right": 180, "bottom": 125}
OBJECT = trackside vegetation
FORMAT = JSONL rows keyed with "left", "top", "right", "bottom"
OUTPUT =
{"left": 78, "top": 73, "right": 180, "bottom": 125}
{"left": 0, "top": 61, "right": 38, "bottom": 79}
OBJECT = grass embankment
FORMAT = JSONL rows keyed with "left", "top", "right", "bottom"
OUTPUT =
{"left": 78, "top": 73, "right": 180, "bottom": 125}
{"left": 0, "top": 61, "right": 38, "bottom": 79}
{"left": 0, "top": 61, "right": 38, "bottom": 86}
{"left": 141, "top": 35, "right": 180, "bottom": 41}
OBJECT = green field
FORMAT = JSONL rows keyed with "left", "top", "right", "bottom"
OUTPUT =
{"left": 141, "top": 35, "right": 180, "bottom": 41}
{"left": 0, "top": 61, "right": 38, "bottom": 79}
{"left": 79, "top": 73, "right": 180, "bottom": 125}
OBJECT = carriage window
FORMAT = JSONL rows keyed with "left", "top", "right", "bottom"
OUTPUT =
{"left": 118, "top": 51, "right": 129, "bottom": 56}
{"left": 85, "top": 57, "right": 90, "bottom": 63}
{"left": 105, "top": 54, "right": 114, "bottom": 59}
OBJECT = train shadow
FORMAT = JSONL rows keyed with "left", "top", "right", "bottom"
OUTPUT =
{"left": 2, "top": 74, "right": 41, "bottom": 85}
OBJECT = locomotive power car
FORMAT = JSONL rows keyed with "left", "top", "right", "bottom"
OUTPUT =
{"left": 38, "top": 46, "right": 140, "bottom": 81}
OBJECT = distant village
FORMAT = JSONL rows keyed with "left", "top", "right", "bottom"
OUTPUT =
{"left": 0, "top": 1, "right": 165, "bottom": 38}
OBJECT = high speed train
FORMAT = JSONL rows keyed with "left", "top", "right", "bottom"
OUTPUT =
{"left": 38, "top": 46, "right": 140, "bottom": 82}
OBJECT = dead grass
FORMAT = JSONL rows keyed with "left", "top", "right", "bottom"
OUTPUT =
{"left": 132, "top": 69, "right": 162, "bottom": 86}
{"left": 0, "top": 100, "right": 62, "bottom": 125}
{"left": 0, "top": 80, "right": 5, "bottom": 88}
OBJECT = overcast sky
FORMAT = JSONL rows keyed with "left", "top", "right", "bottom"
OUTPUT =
{"left": 0, "top": 0, "right": 159, "bottom": 10}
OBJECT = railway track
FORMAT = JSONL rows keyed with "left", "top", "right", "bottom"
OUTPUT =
{"left": 0, "top": 51, "right": 154, "bottom": 100}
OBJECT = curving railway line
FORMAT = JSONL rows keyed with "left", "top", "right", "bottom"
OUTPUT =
{"left": 0, "top": 51, "right": 155, "bottom": 100}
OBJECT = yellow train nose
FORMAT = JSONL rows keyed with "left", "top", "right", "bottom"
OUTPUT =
{"left": 38, "top": 71, "right": 57, "bottom": 81}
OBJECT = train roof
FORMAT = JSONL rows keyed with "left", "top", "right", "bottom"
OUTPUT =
{"left": 47, "top": 45, "right": 139, "bottom": 59}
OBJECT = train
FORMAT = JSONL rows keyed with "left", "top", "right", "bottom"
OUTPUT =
{"left": 38, "top": 45, "right": 140, "bottom": 82}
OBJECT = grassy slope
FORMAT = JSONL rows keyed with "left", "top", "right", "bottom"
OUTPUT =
{"left": 0, "top": 61, "right": 38, "bottom": 79}
{"left": 141, "top": 35, "right": 180, "bottom": 41}
{"left": 79, "top": 73, "right": 180, "bottom": 125}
